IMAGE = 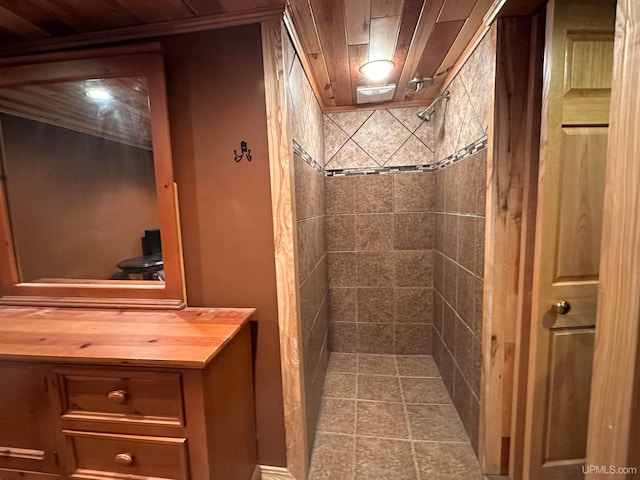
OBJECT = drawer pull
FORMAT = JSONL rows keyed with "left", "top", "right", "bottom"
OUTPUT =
{"left": 114, "top": 453, "right": 134, "bottom": 466}
{"left": 107, "top": 389, "right": 128, "bottom": 404}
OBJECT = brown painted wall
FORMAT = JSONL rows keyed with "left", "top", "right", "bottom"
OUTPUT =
{"left": 0, "top": 113, "right": 158, "bottom": 282}
{"left": 159, "top": 25, "right": 286, "bottom": 467}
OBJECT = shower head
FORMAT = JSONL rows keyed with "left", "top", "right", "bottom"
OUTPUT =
{"left": 416, "top": 90, "right": 451, "bottom": 122}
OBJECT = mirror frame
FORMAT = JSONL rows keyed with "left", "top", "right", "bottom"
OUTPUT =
{"left": 0, "top": 43, "right": 186, "bottom": 309}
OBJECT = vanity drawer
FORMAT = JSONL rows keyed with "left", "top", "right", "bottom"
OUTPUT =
{"left": 63, "top": 430, "right": 188, "bottom": 480}
{"left": 58, "top": 369, "right": 184, "bottom": 426}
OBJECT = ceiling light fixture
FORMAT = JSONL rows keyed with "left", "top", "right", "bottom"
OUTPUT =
{"left": 359, "top": 60, "right": 395, "bottom": 82}
{"left": 86, "top": 87, "right": 112, "bottom": 101}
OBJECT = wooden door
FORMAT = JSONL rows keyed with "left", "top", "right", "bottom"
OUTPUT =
{"left": 522, "top": 0, "right": 616, "bottom": 479}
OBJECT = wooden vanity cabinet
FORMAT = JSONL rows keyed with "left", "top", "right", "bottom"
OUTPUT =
{"left": 0, "top": 307, "right": 258, "bottom": 480}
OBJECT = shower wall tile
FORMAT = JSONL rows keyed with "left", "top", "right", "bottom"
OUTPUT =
{"left": 394, "top": 213, "right": 433, "bottom": 250}
{"left": 324, "top": 116, "right": 349, "bottom": 165}
{"left": 326, "top": 172, "right": 434, "bottom": 355}
{"left": 326, "top": 215, "right": 355, "bottom": 251}
{"left": 355, "top": 214, "right": 394, "bottom": 251}
{"left": 354, "top": 174, "right": 393, "bottom": 213}
{"left": 394, "top": 288, "right": 433, "bottom": 323}
{"left": 393, "top": 173, "right": 433, "bottom": 213}
{"left": 325, "top": 139, "right": 377, "bottom": 170}
{"left": 386, "top": 135, "right": 435, "bottom": 167}
{"left": 329, "top": 288, "right": 356, "bottom": 323}
{"left": 353, "top": 110, "right": 412, "bottom": 166}
{"left": 326, "top": 176, "right": 356, "bottom": 214}
{"left": 327, "top": 110, "right": 373, "bottom": 137}
{"left": 432, "top": 148, "right": 487, "bottom": 452}
{"left": 357, "top": 288, "right": 394, "bottom": 323}
{"left": 288, "top": 37, "right": 329, "bottom": 452}
{"left": 357, "top": 252, "right": 394, "bottom": 287}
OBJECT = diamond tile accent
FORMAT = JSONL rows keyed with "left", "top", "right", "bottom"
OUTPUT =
{"left": 325, "top": 139, "right": 378, "bottom": 170}
{"left": 353, "top": 110, "right": 411, "bottom": 165}
{"left": 327, "top": 110, "right": 374, "bottom": 136}
{"left": 324, "top": 116, "right": 349, "bottom": 165}
{"left": 389, "top": 106, "right": 424, "bottom": 133}
{"left": 386, "top": 135, "right": 435, "bottom": 167}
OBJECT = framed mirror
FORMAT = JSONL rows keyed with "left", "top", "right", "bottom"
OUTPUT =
{"left": 0, "top": 44, "right": 186, "bottom": 309}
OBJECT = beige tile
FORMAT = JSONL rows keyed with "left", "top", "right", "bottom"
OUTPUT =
{"left": 297, "top": 217, "right": 324, "bottom": 281}
{"left": 459, "top": 33, "right": 493, "bottom": 134}
{"left": 355, "top": 437, "right": 417, "bottom": 480}
{"left": 328, "top": 252, "right": 356, "bottom": 287}
{"left": 386, "top": 135, "right": 435, "bottom": 167}
{"left": 327, "top": 215, "right": 355, "bottom": 252}
{"left": 433, "top": 291, "right": 444, "bottom": 335}
{"left": 406, "top": 404, "right": 468, "bottom": 441}
{"left": 455, "top": 93, "right": 484, "bottom": 154}
{"left": 474, "top": 217, "right": 486, "bottom": 278}
{"left": 389, "top": 106, "right": 424, "bottom": 133}
{"left": 443, "top": 214, "right": 459, "bottom": 261}
{"left": 444, "top": 162, "right": 460, "bottom": 213}
{"left": 357, "top": 323, "right": 395, "bottom": 354}
{"left": 309, "top": 433, "right": 355, "bottom": 480}
{"left": 327, "top": 353, "right": 358, "bottom": 373}
{"left": 414, "top": 118, "right": 436, "bottom": 153}
{"left": 355, "top": 214, "right": 394, "bottom": 251}
{"left": 326, "top": 176, "right": 356, "bottom": 215}
{"left": 331, "top": 323, "right": 358, "bottom": 353}
{"left": 434, "top": 169, "right": 445, "bottom": 212}
{"left": 394, "top": 250, "right": 432, "bottom": 288}
{"left": 401, "top": 377, "right": 452, "bottom": 404}
{"left": 453, "top": 369, "right": 473, "bottom": 440}
{"left": 393, "top": 172, "right": 433, "bottom": 213}
{"left": 357, "top": 374, "right": 403, "bottom": 402}
{"left": 352, "top": 110, "right": 411, "bottom": 165}
{"left": 324, "top": 116, "right": 349, "bottom": 166}
{"left": 443, "top": 258, "right": 457, "bottom": 308}
{"left": 457, "top": 268, "right": 475, "bottom": 327}
{"left": 433, "top": 251, "right": 444, "bottom": 294}
{"left": 317, "top": 398, "right": 356, "bottom": 434}
{"left": 329, "top": 288, "right": 356, "bottom": 323}
{"left": 394, "top": 213, "right": 433, "bottom": 250}
{"left": 396, "top": 355, "right": 440, "bottom": 377}
{"left": 358, "top": 354, "right": 398, "bottom": 375}
{"left": 472, "top": 276, "right": 484, "bottom": 337}
{"left": 356, "top": 252, "right": 394, "bottom": 287}
{"left": 326, "top": 139, "right": 378, "bottom": 170}
{"left": 327, "top": 110, "right": 374, "bottom": 136}
{"left": 354, "top": 174, "right": 393, "bottom": 214}
{"left": 395, "top": 324, "right": 432, "bottom": 355}
{"left": 323, "top": 372, "right": 357, "bottom": 399}
{"left": 356, "top": 401, "right": 409, "bottom": 438}
{"left": 443, "top": 303, "right": 456, "bottom": 354}
{"left": 473, "top": 150, "right": 488, "bottom": 216}
{"left": 413, "top": 441, "right": 483, "bottom": 480}
{"left": 434, "top": 212, "right": 445, "bottom": 252}
{"left": 357, "top": 288, "right": 394, "bottom": 323}
{"left": 393, "top": 288, "right": 432, "bottom": 323}
{"left": 457, "top": 215, "right": 476, "bottom": 272}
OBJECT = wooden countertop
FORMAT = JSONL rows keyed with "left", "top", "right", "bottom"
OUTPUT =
{"left": 0, "top": 306, "right": 256, "bottom": 368}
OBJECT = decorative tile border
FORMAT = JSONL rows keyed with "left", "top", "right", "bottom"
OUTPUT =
{"left": 325, "top": 135, "right": 488, "bottom": 177}
{"left": 293, "top": 139, "right": 324, "bottom": 173}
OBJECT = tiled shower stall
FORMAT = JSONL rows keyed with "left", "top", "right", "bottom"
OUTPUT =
{"left": 284, "top": 25, "right": 494, "bottom": 468}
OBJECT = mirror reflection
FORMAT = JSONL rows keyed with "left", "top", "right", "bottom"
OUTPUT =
{"left": 0, "top": 77, "right": 163, "bottom": 283}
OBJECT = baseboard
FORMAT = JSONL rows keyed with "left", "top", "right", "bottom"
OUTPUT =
{"left": 259, "top": 465, "right": 296, "bottom": 480}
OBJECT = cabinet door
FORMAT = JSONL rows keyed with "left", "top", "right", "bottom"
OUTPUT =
{"left": 0, "top": 363, "right": 59, "bottom": 474}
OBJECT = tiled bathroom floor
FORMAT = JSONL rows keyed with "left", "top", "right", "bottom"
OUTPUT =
{"left": 308, "top": 353, "right": 487, "bottom": 480}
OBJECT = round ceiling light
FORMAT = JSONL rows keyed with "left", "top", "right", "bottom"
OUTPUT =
{"left": 359, "top": 60, "right": 395, "bottom": 82}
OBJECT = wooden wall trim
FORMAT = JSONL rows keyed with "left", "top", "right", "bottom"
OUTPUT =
{"left": 261, "top": 19, "right": 309, "bottom": 480}
{"left": 480, "top": 17, "right": 531, "bottom": 475}
{"left": 0, "top": 8, "right": 283, "bottom": 57}
{"left": 586, "top": 0, "right": 640, "bottom": 474}
{"left": 508, "top": 12, "right": 545, "bottom": 480}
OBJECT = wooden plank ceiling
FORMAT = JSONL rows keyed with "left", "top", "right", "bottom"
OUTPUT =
{"left": 287, "top": 0, "right": 495, "bottom": 109}
{"left": 0, "top": 0, "right": 496, "bottom": 110}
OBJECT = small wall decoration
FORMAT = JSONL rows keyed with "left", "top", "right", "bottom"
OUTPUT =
{"left": 234, "top": 141, "right": 252, "bottom": 162}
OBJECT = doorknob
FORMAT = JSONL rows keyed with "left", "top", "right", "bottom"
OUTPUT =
{"left": 553, "top": 300, "right": 571, "bottom": 315}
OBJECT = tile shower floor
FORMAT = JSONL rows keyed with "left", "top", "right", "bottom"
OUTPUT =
{"left": 309, "top": 353, "right": 487, "bottom": 480}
